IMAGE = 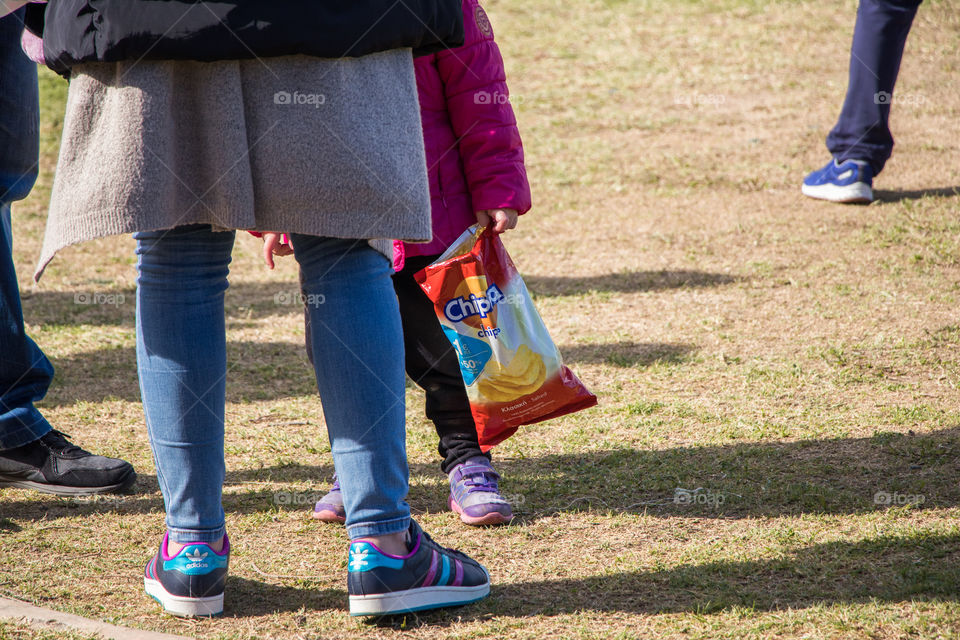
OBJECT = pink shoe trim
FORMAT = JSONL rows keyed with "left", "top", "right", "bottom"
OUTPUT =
{"left": 449, "top": 495, "right": 513, "bottom": 526}
{"left": 422, "top": 550, "right": 440, "bottom": 586}
{"left": 353, "top": 531, "right": 421, "bottom": 560}
{"left": 311, "top": 508, "right": 346, "bottom": 523}
{"left": 161, "top": 532, "right": 230, "bottom": 560}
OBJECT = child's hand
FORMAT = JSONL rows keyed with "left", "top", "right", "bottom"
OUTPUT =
{"left": 262, "top": 232, "right": 293, "bottom": 269}
{"left": 476, "top": 208, "right": 518, "bottom": 234}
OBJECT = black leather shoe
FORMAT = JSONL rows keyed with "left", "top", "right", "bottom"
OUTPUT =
{"left": 0, "top": 430, "right": 136, "bottom": 495}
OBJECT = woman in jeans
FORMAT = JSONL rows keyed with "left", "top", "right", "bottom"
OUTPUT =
{"left": 30, "top": 0, "right": 489, "bottom": 618}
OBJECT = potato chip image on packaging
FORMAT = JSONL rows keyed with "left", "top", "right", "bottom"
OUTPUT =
{"left": 415, "top": 225, "right": 597, "bottom": 449}
{"left": 477, "top": 345, "right": 547, "bottom": 402}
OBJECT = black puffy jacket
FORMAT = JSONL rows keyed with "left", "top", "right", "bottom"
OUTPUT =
{"left": 35, "top": 0, "right": 464, "bottom": 75}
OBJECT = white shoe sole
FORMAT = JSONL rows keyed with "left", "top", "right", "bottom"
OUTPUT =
{"left": 0, "top": 471, "right": 136, "bottom": 496}
{"left": 349, "top": 582, "right": 490, "bottom": 616}
{"left": 144, "top": 577, "right": 223, "bottom": 617}
{"left": 801, "top": 181, "right": 873, "bottom": 203}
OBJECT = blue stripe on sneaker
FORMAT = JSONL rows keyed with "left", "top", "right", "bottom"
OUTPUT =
{"left": 438, "top": 554, "right": 451, "bottom": 585}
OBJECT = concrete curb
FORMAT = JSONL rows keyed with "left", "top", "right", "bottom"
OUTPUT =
{"left": 0, "top": 596, "right": 192, "bottom": 640}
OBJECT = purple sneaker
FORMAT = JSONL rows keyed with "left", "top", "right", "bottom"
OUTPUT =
{"left": 312, "top": 475, "right": 346, "bottom": 524}
{"left": 448, "top": 457, "right": 513, "bottom": 526}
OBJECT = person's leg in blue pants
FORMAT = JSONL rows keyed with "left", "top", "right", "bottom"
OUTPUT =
{"left": 0, "top": 9, "right": 136, "bottom": 495}
{"left": 135, "top": 225, "right": 488, "bottom": 618}
{"left": 291, "top": 233, "right": 410, "bottom": 540}
{"left": 0, "top": 7, "right": 49, "bottom": 451}
{"left": 826, "top": 0, "right": 923, "bottom": 173}
{"left": 135, "top": 227, "right": 410, "bottom": 543}
{"left": 803, "top": 0, "right": 922, "bottom": 203}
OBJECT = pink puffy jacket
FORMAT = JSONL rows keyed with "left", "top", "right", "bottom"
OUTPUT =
{"left": 396, "top": 0, "right": 531, "bottom": 268}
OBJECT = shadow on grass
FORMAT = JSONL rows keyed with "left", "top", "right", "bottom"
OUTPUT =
{"left": 40, "top": 340, "right": 318, "bottom": 407}
{"left": 491, "top": 531, "right": 960, "bottom": 614}
{"left": 498, "top": 426, "right": 960, "bottom": 520}
{"left": 6, "top": 428, "right": 959, "bottom": 522}
{"left": 135, "top": 530, "right": 960, "bottom": 622}
{"left": 559, "top": 341, "right": 695, "bottom": 366}
{"left": 524, "top": 270, "right": 738, "bottom": 296}
{"left": 874, "top": 186, "right": 960, "bottom": 203}
{"left": 39, "top": 337, "right": 691, "bottom": 407}
{"left": 20, "top": 281, "right": 312, "bottom": 327}
{"left": 0, "top": 518, "right": 21, "bottom": 533}
{"left": 231, "top": 425, "right": 960, "bottom": 518}
{"left": 21, "top": 271, "right": 740, "bottom": 330}
{"left": 224, "top": 576, "right": 344, "bottom": 616}
{"left": 5, "top": 510, "right": 954, "bottom": 621}
{"left": 363, "top": 531, "right": 960, "bottom": 626}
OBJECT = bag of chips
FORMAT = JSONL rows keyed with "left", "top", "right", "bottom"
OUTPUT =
{"left": 415, "top": 225, "right": 597, "bottom": 449}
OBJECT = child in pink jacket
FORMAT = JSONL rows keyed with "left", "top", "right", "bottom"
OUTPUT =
{"left": 262, "top": 0, "right": 531, "bottom": 526}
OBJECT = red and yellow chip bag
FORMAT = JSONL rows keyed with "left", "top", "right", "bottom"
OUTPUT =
{"left": 415, "top": 225, "right": 597, "bottom": 449}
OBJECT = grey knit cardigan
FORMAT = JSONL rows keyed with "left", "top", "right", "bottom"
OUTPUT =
{"left": 36, "top": 50, "right": 431, "bottom": 280}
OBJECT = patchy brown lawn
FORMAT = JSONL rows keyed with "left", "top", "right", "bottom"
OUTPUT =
{"left": 3, "top": 0, "right": 960, "bottom": 638}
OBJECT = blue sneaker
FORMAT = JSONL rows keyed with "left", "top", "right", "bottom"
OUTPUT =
{"left": 144, "top": 532, "right": 229, "bottom": 617}
{"left": 802, "top": 158, "right": 874, "bottom": 203}
{"left": 347, "top": 519, "right": 490, "bottom": 616}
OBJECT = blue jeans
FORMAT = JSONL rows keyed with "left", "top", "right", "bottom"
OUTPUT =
{"left": 0, "top": 9, "right": 52, "bottom": 451}
{"left": 135, "top": 225, "right": 410, "bottom": 542}
{"left": 826, "top": 0, "right": 922, "bottom": 174}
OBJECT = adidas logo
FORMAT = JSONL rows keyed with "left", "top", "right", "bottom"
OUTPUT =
{"left": 349, "top": 548, "right": 370, "bottom": 571}
{"left": 184, "top": 549, "right": 209, "bottom": 570}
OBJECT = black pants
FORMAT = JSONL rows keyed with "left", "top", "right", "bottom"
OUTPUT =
{"left": 303, "top": 254, "right": 486, "bottom": 473}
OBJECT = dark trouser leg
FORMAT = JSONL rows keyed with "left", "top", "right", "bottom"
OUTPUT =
{"left": 0, "top": 206, "right": 51, "bottom": 450}
{"left": 826, "top": 0, "right": 922, "bottom": 174}
{"left": 302, "top": 254, "right": 486, "bottom": 474}
{"left": 0, "top": 9, "right": 50, "bottom": 451}
{"left": 392, "top": 255, "right": 485, "bottom": 474}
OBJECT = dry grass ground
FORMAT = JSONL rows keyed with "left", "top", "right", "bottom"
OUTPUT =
{"left": 3, "top": 0, "right": 960, "bottom": 638}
